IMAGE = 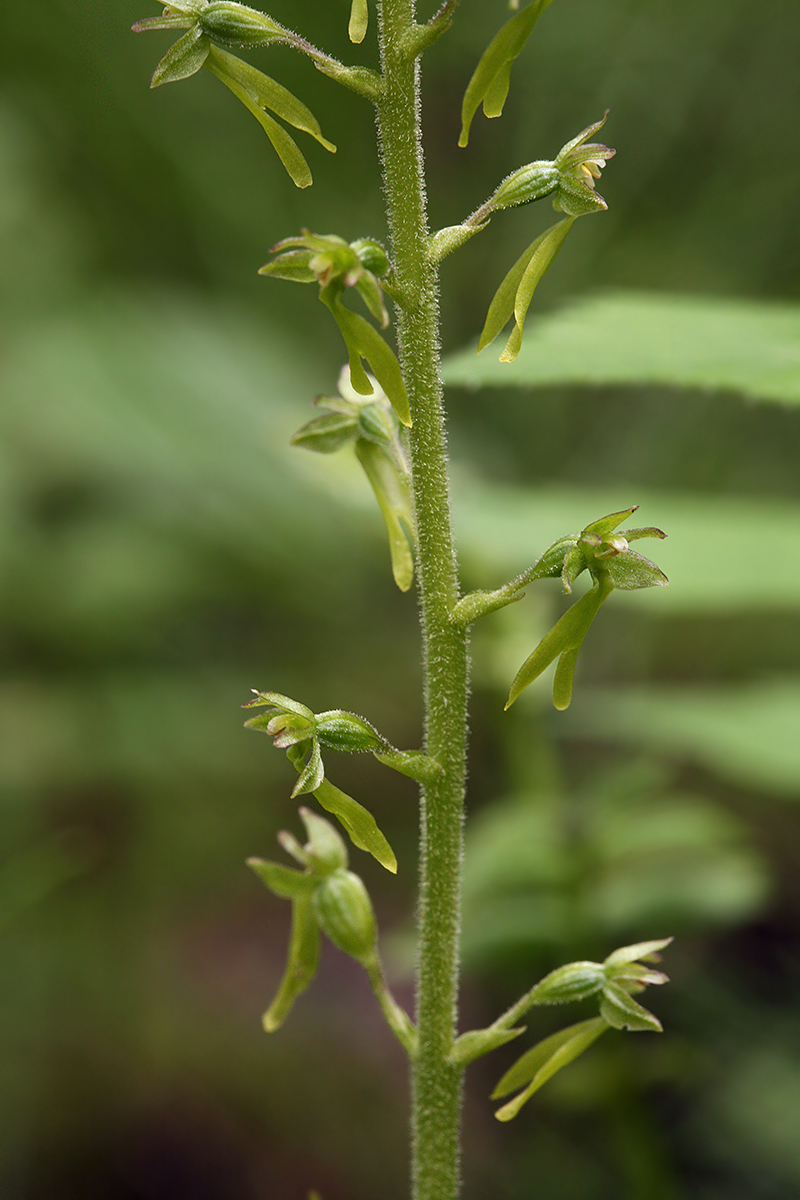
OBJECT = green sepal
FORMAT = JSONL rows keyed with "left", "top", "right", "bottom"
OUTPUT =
{"left": 552, "top": 175, "right": 609, "bottom": 217}
{"left": 626, "top": 526, "right": 667, "bottom": 543}
{"left": 552, "top": 114, "right": 615, "bottom": 216}
{"left": 163, "top": 0, "right": 213, "bottom": 16}
{"left": 492, "top": 1018, "right": 609, "bottom": 1118}
{"left": 607, "top": 962, "right": 670, "bottom": 989}
{"left": 244, "top": 691, "right": 315, "bottom": 721}
{"left": 599, "top": 548, "right": 669, "bottom": 591}
{"left": 459, "top": 0, "right": 556, "bottom": 147}
{"left": 276, "top": 828, "right": 311, "bottom": 868}
{"left": 373, "top": 749, "right": 442, "bottom": 783}
{"left": 313, "top": 778, "right": 398, "bottom": 874}
{"left": 312, "top": 868, "right": 378, "bottom": 962}
{"left": 245, "top": 712, "right": 312, "bottom": 746}
{"left": 505, "top": 575, "right": 613, "bottom": 709}
{"left": 246, "top": 857, "right": 317, "bottom": 899}
{"left": 583, "top": 506, "right": 638, "bottom": 536}
{"left": 262, "top": 895, "right": 321, "bottom": 1031}
{"left": 449, "top": 1024, "right": 526, "bottom": 1068}
{"left": 242, "top": 711, "right": 279, "bottom": 734}
{"left": 258, "top": 251, "right": 318, "bottom": 284}
{"left": 207, "top": 47, "right": 336, "bottom": 153}
{"left": 150, "top": 27, "right": 210, "bottom": 88}
{"left": 561, "top": 544, "right": 585, "bottom": 593}
{"left": 291, "top": 738, "right": 324, "bottom": 797}
{"left": 478, "top": 218, "right": 574, "bottom": 358}
{"left": 604, "top": 937, "right": 673, "bottom": 968}
{"left": 322, "top": 293, "right": 411, "bottom": 427}
{"left": 298, "top": 806, "right": 349, "bottom": 875}
{"left": 600, "top": 980, "right": 663, "bottom": 1032}
{"left": 349, "top": 0, "right": 369, "bottom": 43}
{"left": 355, "top": 441, "right": 415, "bottom": 591}
{"left": 290, "top": 412, "right": 359, "bottom": 453}
{"left": 132, "top": 15, "right": 194, "bottom": 33}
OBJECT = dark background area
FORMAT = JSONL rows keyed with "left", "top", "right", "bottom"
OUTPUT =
{"left": 1, "top": 1, "right": 800, "bottom": 1197}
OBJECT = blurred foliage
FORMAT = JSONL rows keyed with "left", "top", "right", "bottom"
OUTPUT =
{"left": 2, "top": 0, "right": 800, "bottom": 1199}
{"left": 445, "top": 291, "right": 800, "bottom": 403}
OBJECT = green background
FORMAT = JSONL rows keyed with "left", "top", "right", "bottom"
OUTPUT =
{"left": 2, "top": 0, "right": 800, "bottom": 1197}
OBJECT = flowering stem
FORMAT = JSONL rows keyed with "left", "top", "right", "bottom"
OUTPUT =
{"left": 365, "top": 955, "right": 418, "bottom": 1055}
{"left": 376, "top": 1, "right": 468, "bottom": 1197}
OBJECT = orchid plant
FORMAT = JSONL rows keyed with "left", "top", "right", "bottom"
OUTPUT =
{"left": 132, "top": 1, "right": 671, "bottom": 1196}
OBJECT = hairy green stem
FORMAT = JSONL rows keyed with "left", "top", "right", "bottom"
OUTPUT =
{"left": 376, "top": 2, "right": 468, "bottom": 1197}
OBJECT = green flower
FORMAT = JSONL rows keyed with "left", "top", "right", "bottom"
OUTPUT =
{"left": 487, "top": 114, "right": 615, "bottom": 217}
{"left": 260, "top": 234, "right": 410, "bottom": 425}
{"left": 506, "top": 507, "right": 667, "bottom": 710}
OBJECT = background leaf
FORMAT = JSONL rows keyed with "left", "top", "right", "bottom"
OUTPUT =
{"left": 446, "top": 291, "right": 800, "bottom": 406}
{"left": 563, "top": 682, "right": 800, "bottom": 797}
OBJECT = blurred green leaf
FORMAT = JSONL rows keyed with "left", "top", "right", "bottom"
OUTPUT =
{"left": 566, "top": 681, "right": 800, "bottom": 796}
{"left": 0, "top": 835, "right": 91, "bottom": 932}
{"left": 461, "top": 775, "right": 769, "bottom": 964}
{"left": 445, "top": 292, "right": 800, "bottom": 406}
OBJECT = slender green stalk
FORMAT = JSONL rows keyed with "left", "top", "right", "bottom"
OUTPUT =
{"left": 376, "top": 2, "right": 468, "bottom": 1197}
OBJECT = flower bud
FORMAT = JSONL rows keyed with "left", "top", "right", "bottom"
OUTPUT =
{"left": 351, "top": 238, "right": 390, "bottom": 278}
{"left": 199, "top": 2, "right": 284, "bottom": 47}
{"left": 312, "top": 868, "right": 378, "bottom": 962}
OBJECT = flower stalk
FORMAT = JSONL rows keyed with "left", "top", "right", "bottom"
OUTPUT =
{"left": 131, "top": 1, "right": 671, "bottom": 1196}
{"left": 375, "top": 1, "right": 469, "bottom": 1195}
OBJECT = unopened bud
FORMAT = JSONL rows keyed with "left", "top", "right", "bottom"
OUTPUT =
{"left": 312, "top": 868, "right": 378, "bottom": 962}
{"left": 351, "top": 238, "right": 390, "bottom": 278}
